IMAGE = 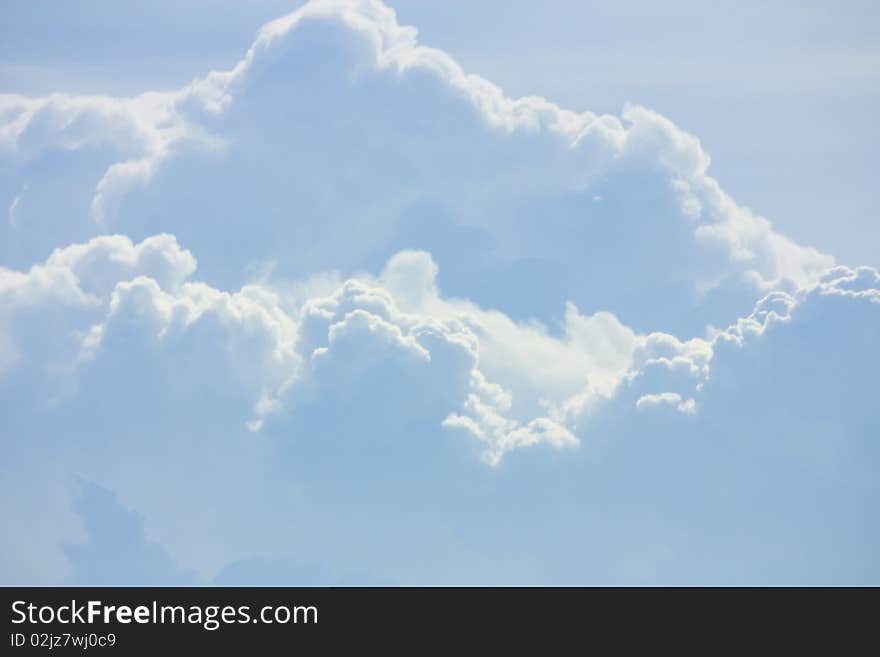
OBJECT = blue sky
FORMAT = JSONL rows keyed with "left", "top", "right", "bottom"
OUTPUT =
{"left": 1, "top": 0, "right": 878, "bottom": 584}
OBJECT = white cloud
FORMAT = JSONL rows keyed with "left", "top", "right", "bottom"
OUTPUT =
{"left": 636, "top": 392, "right": 697, "bottom": 415}
{"left": 0, "top": 0, "right": 835, "bottom": 298}
{"left": 3, "top": 243, "right": 875, "bottom": 583}
{"left": 1, "top": 0, "right": 878, "bottom": 585}
{"left": 0, "top": 236, "right": 599, "bottom": 463}
{"left": 8, "top": 189, "right": 23, "bottom": 227}
{"left": 0, "top": 233, "right": 197, "bottom": 376}
{"left": 4, "top": 218, "right": 874, "bottom": 464}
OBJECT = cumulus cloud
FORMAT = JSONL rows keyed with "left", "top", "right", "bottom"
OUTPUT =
{"left": 1, "top": 0, "right": 878, "bottom": 585}
{"left": 3, "top": 242, "right": 876, "bottom": 583}
{"left": 0, "top": 233, "right": 196, "bottom": 378}
{"left": 4, "top": 226, "right": 873, "bottom": 471}
{"left": 0, "top": 0, "right": 834, "bottom": 320}
{"left": 1, "top": 237, "right": 594, "bottom": 465}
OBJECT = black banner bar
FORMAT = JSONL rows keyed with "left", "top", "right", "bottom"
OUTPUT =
{"left": 1, "top": 587, "right": 869, "bottom": 652}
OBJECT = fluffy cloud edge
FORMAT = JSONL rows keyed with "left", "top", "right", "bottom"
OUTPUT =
{"left": 3, "top": 232, "right": 875, "bottom": 465}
